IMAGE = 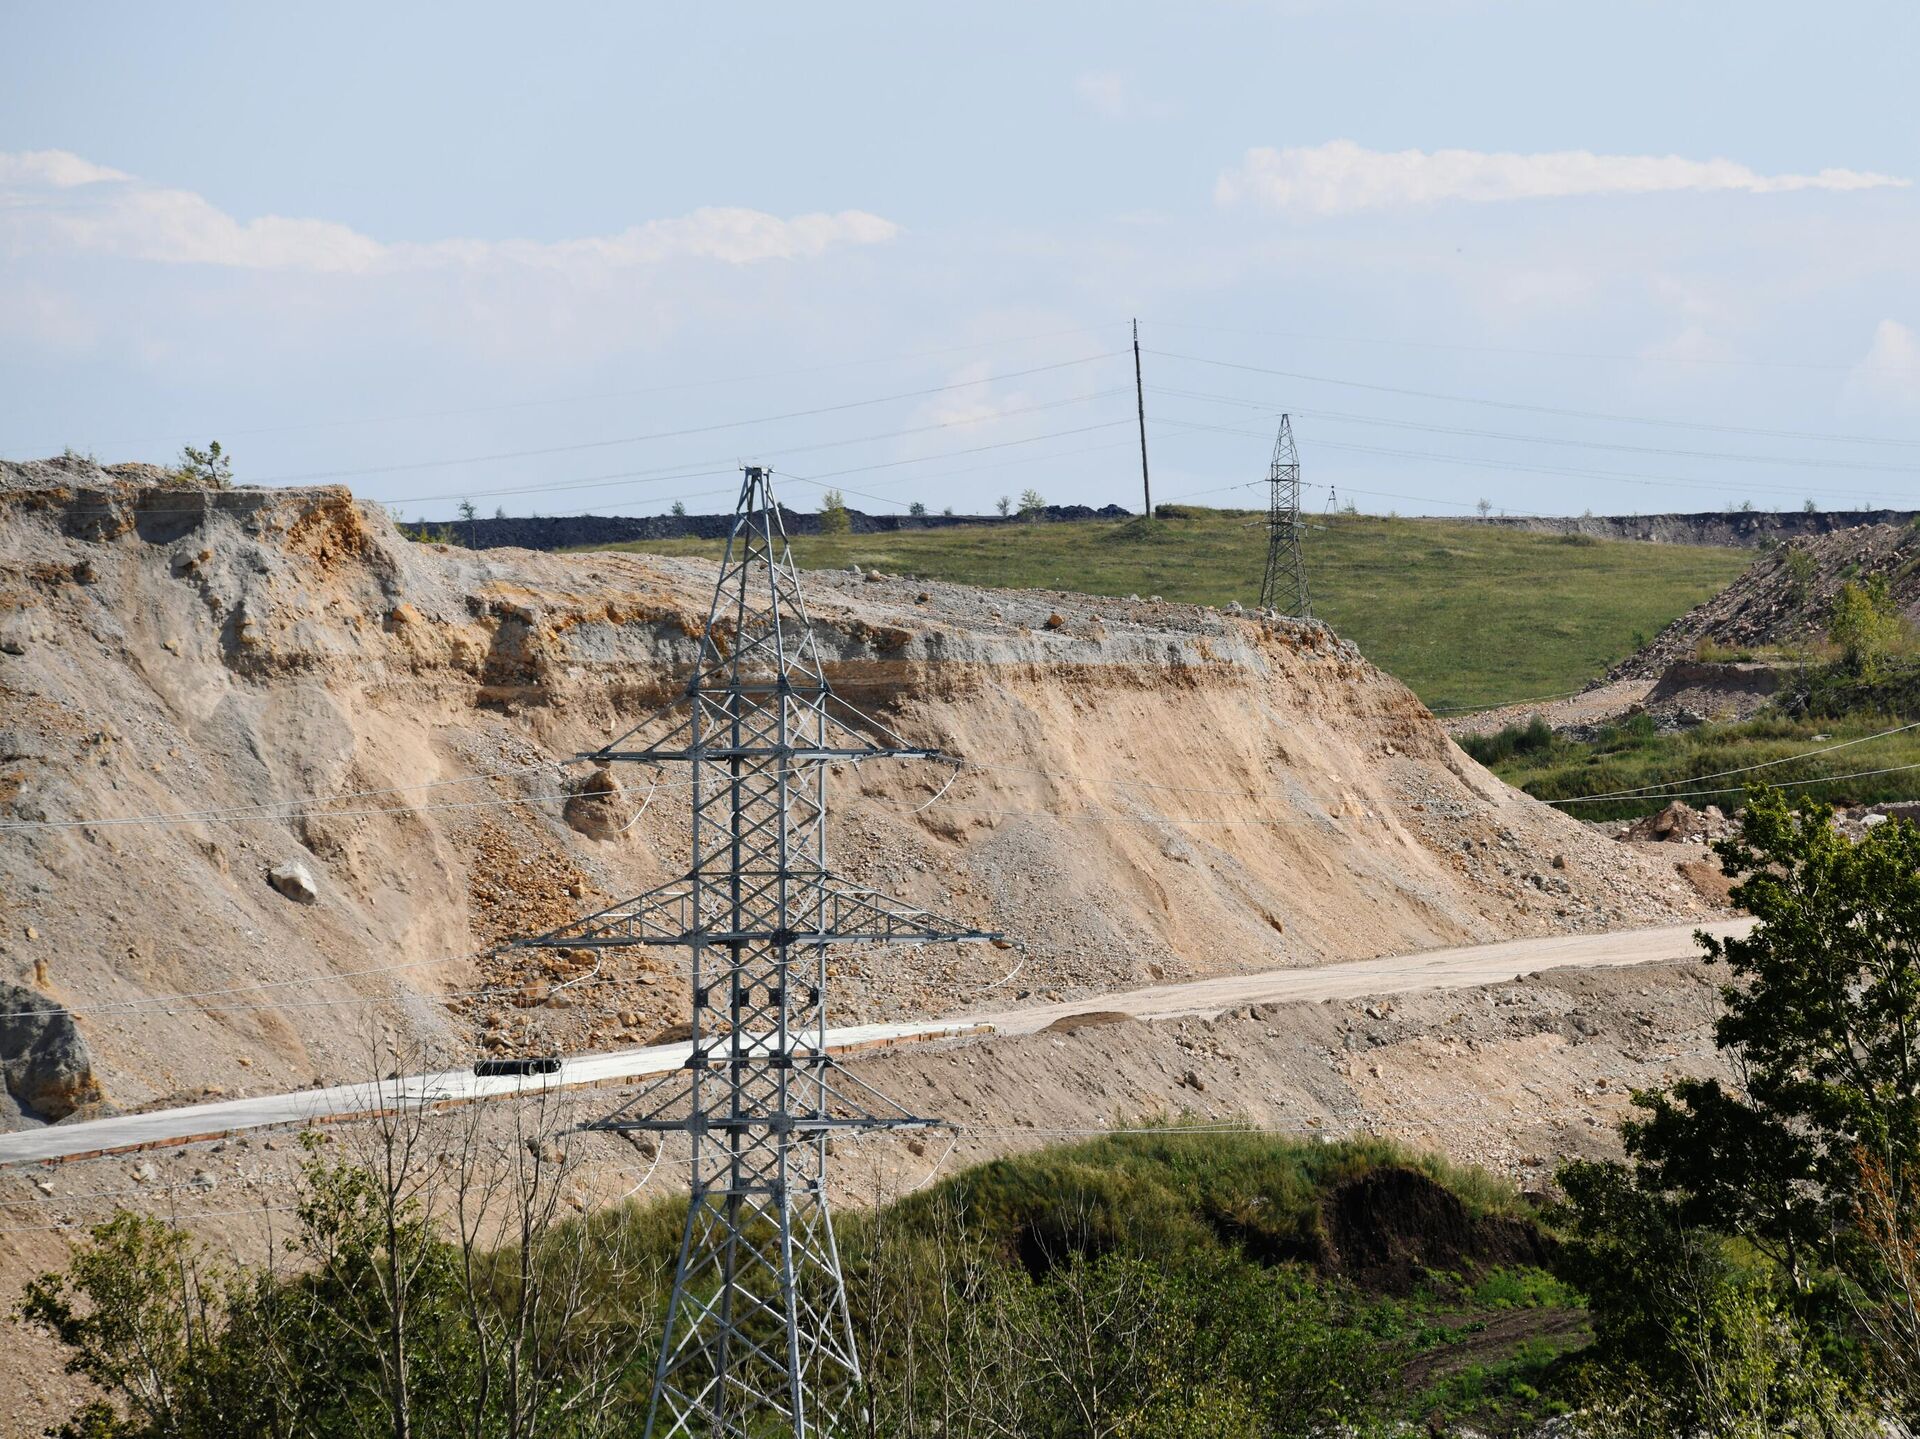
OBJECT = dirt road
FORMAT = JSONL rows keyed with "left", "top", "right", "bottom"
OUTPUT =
{"left": 975, "top": 918, "right": 1749, "bottom": 1033}
{"left": 0, "top": 920, "right": 1747, "bottom": 1168}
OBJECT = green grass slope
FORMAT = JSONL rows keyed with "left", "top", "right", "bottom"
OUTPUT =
{"left": 591, "top": 511, "right": 1744, "bottom": 711}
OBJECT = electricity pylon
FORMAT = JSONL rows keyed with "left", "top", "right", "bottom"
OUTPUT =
{"left": 1258, "top": 413, "right": 1311, "bottom": 617}
{"left": 514, "top": 465, "right": 998, "bottom": 1437}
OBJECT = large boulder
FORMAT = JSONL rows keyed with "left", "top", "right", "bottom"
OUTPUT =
{"left": 268, "top": 860, "right": 319, "bottom": 903}
{"left": 0, "top": 980, "right": 103, "bottom": 1122}
{"left": 563, "top": 766, "right": 628, "bottom": 840}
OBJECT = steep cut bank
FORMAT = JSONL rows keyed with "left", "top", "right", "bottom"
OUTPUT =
{"left": 0, "top": 457, "right": 1711, "bottom": 1128}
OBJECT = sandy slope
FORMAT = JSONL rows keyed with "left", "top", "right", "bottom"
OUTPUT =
{"left": 0, "top": 457, "right": 1710, "bottom": 1128}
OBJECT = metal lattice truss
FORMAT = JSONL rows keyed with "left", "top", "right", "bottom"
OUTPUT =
{"left": 1259, "top": 413, "right": 1312, "bottom": 618}
{"left": 512, "top": 465, "right": 998, "bottom": 1438}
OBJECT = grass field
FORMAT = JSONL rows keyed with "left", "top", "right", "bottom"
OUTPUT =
{"left": 589, "top": 511, "right": 1747, "bottom": 710}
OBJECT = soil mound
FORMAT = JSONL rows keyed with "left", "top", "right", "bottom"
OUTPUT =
{"left": 1610, "top": 521, "right": 1920, "bottom": 680}
{"left": 1320, "top": 1166, "right": 1551, "bottom": 1293}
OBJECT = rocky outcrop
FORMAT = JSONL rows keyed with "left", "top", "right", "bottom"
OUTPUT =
{"left": 0, "top": 981, "right": 102, "bottom": 1122}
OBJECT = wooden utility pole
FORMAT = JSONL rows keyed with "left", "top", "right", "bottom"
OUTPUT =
{"left": 1132, "top": 317, "right": 1152, "bottom": 518}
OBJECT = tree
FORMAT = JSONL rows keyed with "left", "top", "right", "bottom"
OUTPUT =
{"left": 669, "top": 501, "right": 687, "bottom": 518}
{"left": 941, "top": 506, "right": 955, "bottom": 517}
{"left": 1017, "top": 489, "right": 1045, "bottom": 519}
{"left": 1614, "top": 794, "right": 1920, "bottom": 1287}
{"left": 908, "top": 501, "right": 927, "bottom": 518}
{"left": 175, "top": 442, "right": 233, "bottom": 489}
{"left": 818, "top": 489, "right": 851, "bottom": 535}
{"left": 493, "top": 507, "right": 507, "bottom": 520}
{"left": 1476, "top": 497, "right": 1492, "bottom": 517}
{"left": 16, "top": 1053, "right": 659, "bottom": 1439}
{"left": 1828, "top": 576, "right": 1903, "bottom": 678}
{"left": 1784, "top": 547, "right": 1818, "bottom": 607}
{"left": 995, "top": 496, "right": 1012, "bottom": 518}
{"left": 1806, "top": 498, "right": 1820, "bottom": 513}
{"left": 458, "top": 500, "right": 477, "bottom": 522}
{"left": 1557, "top": 1161, "right": 1866, "bottom": 1439}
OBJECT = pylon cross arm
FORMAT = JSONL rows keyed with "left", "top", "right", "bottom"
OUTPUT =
{"left": 511, "top": 872, "right": 1001, "bottom": 950}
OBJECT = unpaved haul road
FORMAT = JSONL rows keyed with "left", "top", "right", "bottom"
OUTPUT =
{"left": 972, "top": 918, "right": 1752, "bottom": 1035}
{"left": 0, "top": 919, "right": 1749, "bottom": 1167}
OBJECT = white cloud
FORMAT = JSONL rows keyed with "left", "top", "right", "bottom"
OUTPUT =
{"left": 0, "top": 149, "right": 130, "bottom": 187}
{"left": 1075, "top": 71, "right": 1131, "bottom": 120}
{"left": 1216, "top": 139, "right": 1911, "bottom": 215}
{"left": 1073, "top": 70, "right": 1168, "bottom": 122}
{"left": 1846, "top": 319, "right": 1920, "bottom": 411}
{"left": 0, "top": 149, "right": 900, "bottom": 274}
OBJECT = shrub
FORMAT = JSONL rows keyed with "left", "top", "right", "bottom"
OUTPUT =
{"left": 1460, "top": 716, "right": 1555, "bottom": 766}
{"left": 172, "top": 441, "right": 232, "bottom": 489}
{"left": 818, "top": 488, "right": 851, "bottom": 535}
{"left": 908, "top": 500, "right": 927, "bottom": 518}
{"left": 1017, "top": 488, "right": 1046, "bottom": 519}
{"left": 1828, "top": 575, "right": 1902, "bottom": 678}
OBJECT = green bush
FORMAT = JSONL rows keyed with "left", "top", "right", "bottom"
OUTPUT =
{"left": 817, "top": 487, "right": 851, "bottom": 535}
{"left": 1461, "top": 716, "right": 1556, "bottom": 766}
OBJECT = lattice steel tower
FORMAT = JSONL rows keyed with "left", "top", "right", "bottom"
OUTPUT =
{"left": 514, "top": 466, "right": 997, "bottom": 1437}
{"left": 1258, "top": 413, "right": 1312, "bottom": 617}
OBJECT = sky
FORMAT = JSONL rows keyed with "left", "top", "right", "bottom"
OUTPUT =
{"left": 3, "top": 2, "right": 1919, "bottom": 522}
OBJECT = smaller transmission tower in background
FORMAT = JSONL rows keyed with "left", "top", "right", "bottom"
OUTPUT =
{"left": 1258, "top": 413, "right": 1312, "bottom": 617}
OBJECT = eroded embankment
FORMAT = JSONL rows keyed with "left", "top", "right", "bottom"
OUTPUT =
{"left": 0, "top": 458, "right": 1710, "bottom": 1127}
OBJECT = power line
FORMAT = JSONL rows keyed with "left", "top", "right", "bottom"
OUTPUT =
{"left": 57, "top": 399, "right": 1135, "bottom": 521}
{"left": 1547, "top": 720, "right": 1920, "bottom": 803}
{"left": 15, "top": 322, "right": 1131, "bottom": 456}
{"left": 255, "top": 354, "right": 1125, "bottom": 485}
{"left": 1144, "top": 347, "right": 1920, "bottom": 449}
{"left": 1150, "top": 385, "right": 1920, "bottom": 477}
{"left": 1142, "top": 317, "right": 1920, "bottom": 383}
{"left": 1550, "top": 758, "right": 1920, "bottom": 805}
{"left": 1151, "top": 412, "right": 1918, "bottom": 509}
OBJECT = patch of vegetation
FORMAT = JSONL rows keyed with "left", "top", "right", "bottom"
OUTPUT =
{"left": 1461, "top": 716, "right": 1556, "bottom": 766}
{"left": 1413, "top": 1338, "right": 1571, "bottom": 1433}
{"left": 18, "top": 1126, "right": 1585, "bottom": 1438}
{"left": 1548, "top": 794, "right": 1920, "bottom": 1435}
{"left": 817, "top": 486, "right": 851, "bottom": 534}
{"left": 1476, "top": 706, "right": 1920, "bottom": 820}
{"left": 585, "top": 509, "right": 1745, "bottom": 710}
{"left": 166, "top": 441, "right": 232, "bottom": 489}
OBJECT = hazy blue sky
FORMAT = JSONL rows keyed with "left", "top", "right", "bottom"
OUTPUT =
{"left": 4, "top": 2, "right": 1918, "bottom": 520}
